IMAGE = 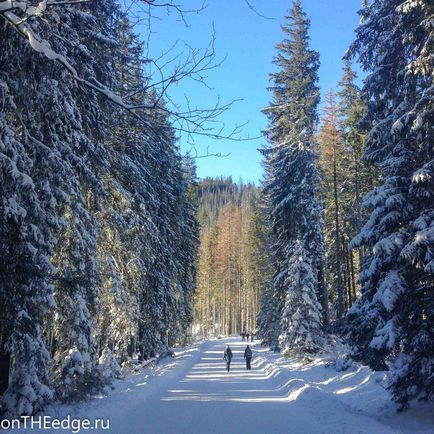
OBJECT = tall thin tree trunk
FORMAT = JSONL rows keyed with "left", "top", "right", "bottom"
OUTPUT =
{"left": 318, "top": 262, "right": 329, "bottom": 326}
{"left": 333, "top": 142, "right": 344, "bottom": 319}
{"left": 0, "top": 345, "right": 10, "bottom": 395}
{"left": 344, "top": 242, "right": 352, "bottom": 309}
{"left": 349, "top": 250, "right": 357, "bottom": 305}
{"left": 354, "top": 153, "right": 364, "bottom": 268}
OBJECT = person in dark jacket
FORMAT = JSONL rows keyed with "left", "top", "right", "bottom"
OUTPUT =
{"left": 223, "top": 345, "right": 233, "bottom": 372}
{"left": 244, "top": 345, "right": 252, "bottom": 370}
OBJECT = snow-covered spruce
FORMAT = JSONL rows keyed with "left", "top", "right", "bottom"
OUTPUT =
{"left": 258, "top": 0, "right": 326, "bottom": 351}
{"left": 346, "top": 0, "right": 434, "bottom": 409}
{"left": 0, "top": 0, "right": 199, "bottom": 417}
{"left": 279, "top": 242, "right": 324, "bottom": 357}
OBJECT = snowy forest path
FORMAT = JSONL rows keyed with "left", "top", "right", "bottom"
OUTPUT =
{"left": 14, "top": 338, "right": 429, "bottom": 434}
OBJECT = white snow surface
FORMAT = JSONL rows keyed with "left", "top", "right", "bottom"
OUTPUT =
{"left": 10, "top": 338, "right": 434, "bottom": 434}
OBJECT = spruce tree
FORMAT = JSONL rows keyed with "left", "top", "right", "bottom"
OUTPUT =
{"left": 0, "top": 5, "right": 102, "bottom": 414}
{"left": 48, "top": 0, "right": 124, "bottom": 401}
{"left": 260, "top": 0, "right": 326, "bottom": 354}
{"left": 1, "top": 0, "right": 201, "bottom": 414}
{"left": 170, "top": 156, "right": 200, "bottom": 345}
{"left": 347, "top": 0, "right": 434, "bottom": 409}
{"left": 0, "top": 72, "right": 55, "bottom": 416}
{"left": 250, "top": 201, "right": 275, "bottom": 347}
{"left": 279, "top": 241, "right": 323, "bottom": 356}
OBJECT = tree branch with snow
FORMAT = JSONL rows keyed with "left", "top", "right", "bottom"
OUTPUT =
{"left": 0, "top": 0, "right": 252, "bottom": 142}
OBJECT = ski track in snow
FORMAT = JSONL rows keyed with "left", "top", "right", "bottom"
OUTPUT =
{"left": 10, "top": 338, "right": 434, "bottom": 434}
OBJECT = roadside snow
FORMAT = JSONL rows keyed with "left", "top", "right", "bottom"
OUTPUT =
{"left": 8, "top": 338, "right": 434, "bottom": 434}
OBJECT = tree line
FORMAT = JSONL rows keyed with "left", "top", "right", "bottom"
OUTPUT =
{"left": 257, "top": 0, "right": 433, "bottom": 410}
{"left": 193, "top": 178, "right": 271, "bottom": 338}
{"left": 0, "top": 0, "right": 200, "bottom": 417}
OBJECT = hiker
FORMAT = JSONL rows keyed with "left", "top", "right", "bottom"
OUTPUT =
{"left": 241, "top": 332, "right": 245, "bottom": 342}
{"left": 244, "top": 345, "right": 253, "bottom": 370}
{"left": 223, "top": 345, "right": 233, "bottom": 372}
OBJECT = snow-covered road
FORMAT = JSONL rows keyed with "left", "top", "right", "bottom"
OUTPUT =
{"left": 11, "top": 338, "right": 434, "bottom": 434}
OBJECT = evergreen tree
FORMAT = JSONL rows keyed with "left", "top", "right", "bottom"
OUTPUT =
{"left": 279, "top": 241, "right": 323, "bottom": 356}
{"left": 0, "top": 72, "right": 56, "bottom": 416}
{"left": 337, "top": 59, "right": 367, "bottom": 226}
{"left": 48, "top": 0, "right": 124, "bottom": 401}
{"left": 0, "top": 3, "right": 107, "bottom": 413}
{"left": 259, "top": 0, "right": 326, "bottom": 353}
{"left": 249, "top": 201, "right": 274, "bottom": 346}
{"left": 94, "top": 12, "right": 156, "bottom": 365}
{"left": 168, "top": 155, "right": 200, "bottom": 345}
{"left": 347, "top": 0, "right": 434, "bottom": 409}
{"left": 1, "top": 0, "right": 201, "bottom": 415}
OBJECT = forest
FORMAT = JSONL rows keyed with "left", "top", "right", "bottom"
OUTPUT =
{"left": 0, "top": 0, "right": 432, "bottom": 428}
{"left": 0, "top": 0, "right": 201, "bottom": 416}
{"left": 193, "top": 178, "right": 270, "bottom": 337}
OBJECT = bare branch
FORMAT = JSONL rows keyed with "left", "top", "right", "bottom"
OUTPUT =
{"left": 140, "top": 0, "right": 208, "bottom": 26}
{"left": 244, "top": 0, "right": 275, "bottom": 21}
{"left": 188, "top": 145, "right": 231, "bottom": 159}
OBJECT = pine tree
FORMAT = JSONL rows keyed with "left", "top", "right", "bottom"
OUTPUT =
{"left": 260, "top": 0, "right": 326, "bottom": 354}
{"left": 94, "top": 11, "right": 155, "bottom": 366}
{"left": 251, "top": 201, "right": 281, "bottom": 350}
{"left": 347, "top": 0, "right": 434, "bottom": 409}
{"left": 337, "top": 59, "right": 366, "bottom": 226}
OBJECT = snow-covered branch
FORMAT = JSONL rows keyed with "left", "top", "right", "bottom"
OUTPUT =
{"left": 0, "top": 0, "right": 249, "bottom": 141}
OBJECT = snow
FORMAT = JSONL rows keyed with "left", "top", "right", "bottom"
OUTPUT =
{"left": 412, "top": 165, "right": 432, "bottom": 185}
{"left": 373, "top": 270, "right": 405, "bottom": 312}
{"left": 10, "top": 338, "right": 434, "bottom": 434}
{"left": 370, "top": 318, "right": 398, "bottom": 350}
{"left": 5, "top": 197, "right": 27, "bottom": 219}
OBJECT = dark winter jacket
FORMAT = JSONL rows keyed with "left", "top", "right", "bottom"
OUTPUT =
{"left": 244, "top": 347, "right": 252, "bottom": 359}
{"left": 224, "top": 347, "right": 233, "bottom": 362}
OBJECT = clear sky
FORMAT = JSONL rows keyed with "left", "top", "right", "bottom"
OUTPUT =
{"left": 143, "top": 0, "right": 363, "bottom": 183}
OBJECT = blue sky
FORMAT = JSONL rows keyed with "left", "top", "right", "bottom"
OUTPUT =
{"left": 143, "top": 0, "right": 363, "bottom": 183}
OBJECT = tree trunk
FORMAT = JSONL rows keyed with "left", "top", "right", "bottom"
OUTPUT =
{"left": 318, "top": 262, "right": 329, "bottom": 326}
{"left": 0, "top": 350, "right": 10, "bottom": 395}
{"left": 349, "top": 250, "right": 357, "bottom": 305}
{"left": 333, "top": 142, "right": 344, "bottom": 319}
{"left": 353, "top": 153, "right": 364, "bottom": 268}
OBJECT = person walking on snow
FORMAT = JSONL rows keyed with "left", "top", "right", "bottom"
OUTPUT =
{"left": 223, "top": 345, "right": 233, "bottom": 372}
{"left": 244, "top": 345, "right": 252, "bottom": 370}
